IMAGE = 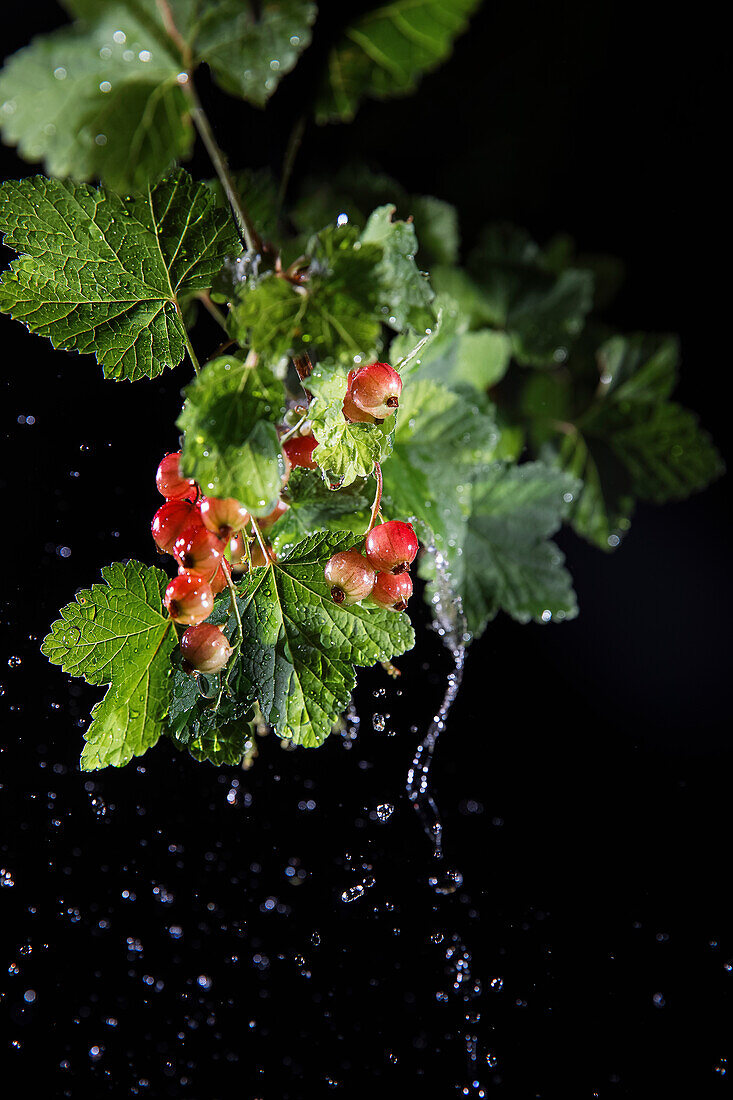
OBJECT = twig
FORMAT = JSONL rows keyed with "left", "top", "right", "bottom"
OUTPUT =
{"left": 196, "top": 291, "right": 229, "bottom": 333}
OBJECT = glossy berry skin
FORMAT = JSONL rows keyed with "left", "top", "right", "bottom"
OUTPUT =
{"left": 365, "top": 520, "right": 418, "bottom": 575}
{"left": 324, "top": 550, "right": 376, "bottom": 605}
{"left": 283, "top": 435, "right": 318, "bottom": 470}
{"left": 180, "top": 623, "right": 233, "bottom": 674}
{"left": 370, "top": 571, "right": 413, "bottom": 612}
{"left": 164, "top": 571, "right": 214, "bottom": 625}
{"left": 199, "top": 497, "right": 249, "bottom": 539}
{"left": 151, "top": 499, "right": 197, "bottom": 554}
{"left": 227, "top": 533, "right": 248, "bottom": 573}
{"left": 156, "top": 452, "right": 197, "bottom": 501}
{"left": 209, "top": 563, "right": 228, "bottom": 595}
{"left": 349, "top": 362, "right": 402, "bottom": 419}
{"left": 258, "top": 500, "right": 289, "bottom": 530}
{"left": 343, "top": 390, "right": 378, "bottom": 423}
{"left": 250, "top": 541, "right": 276, "bottom": 569}
{"left": 173, "top": 524, "right": 225, "bottom": 581}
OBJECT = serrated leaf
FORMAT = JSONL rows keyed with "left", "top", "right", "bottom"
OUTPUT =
{"left": 271, "top": 467, "right": 371, "bottom": 555}
{"left": 305, "top": 359, "right": 395, "bottom": 487}
{"left": 468, "top": 223, "right": 594, "bottom": 366}
{"left": 409, "top": 195, "right": 459, "bottom": 267}
{"left": 419, "top": 463, "right": 578, "bottom": 636}
{"left": 381, "top": 378, "right": 499, "bottom": 545}
{"left": 1, "top": 1, "right": 315, "bottom": 189}
{"left": 220, "top": 534, "right": 415, "bottom": 747}
{"left": 230, "top": 225, "right": 384, "bottom": 365}
{"left": 0, "top": 171, "right": 238, "bottom": 380}
{"left": 177, "top": 353, "right": 286, "bottom": 516}
{"left": 361, "top": 204, "right": 434, "bottom": 331}
{"left": 166, "top": 667, "right": 254, "bottom": 765}
{"left": 315, "top": 0, "right": 482, "bottom": 124}
{"left": 41, "top": 561, "right": 176, "bottom": 770}
{"left": 405, "top": 328, "right": 512, "bottom": 390}
{"left": 549, "top": 334, "right": 724, "bottom": 549}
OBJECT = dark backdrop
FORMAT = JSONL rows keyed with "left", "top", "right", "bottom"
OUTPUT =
{"left": 1, "top": 2, "right": 731, "bottom": 1097}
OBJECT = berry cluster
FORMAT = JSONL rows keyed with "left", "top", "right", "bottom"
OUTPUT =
{"left": 324, "top": 520, "right": 418, "bottom": 611}
{"left": 153, "top": 452, "right": 244, "bottom": 674}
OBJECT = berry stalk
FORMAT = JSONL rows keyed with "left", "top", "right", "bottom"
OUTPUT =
{"left": 367, "top": 462, "right": 383, "bottom": 535}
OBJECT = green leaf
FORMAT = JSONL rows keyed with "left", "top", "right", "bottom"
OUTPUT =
{"left": 409, "top": 195, "right": 460, "bottom": 267}
{"left": 381, "top": 378, "right": 500, "bottom": 545}
{"left": 0, "top": 171, "right": 238, "bottom": 380}
{"left": 221, "top": 534, "right": 415, "bottom": 746}
{"left": 271, "top": 467, "right": 372, "bottom": 556}
{"left": 405, "top": 328, "right": 512, "bottom": 390}
{"left": 177, "top": 353, "right": 286, "bottom": 516}
{"left": 0, "top": 2, "right": 315, "bottom": 189}
{"left": 167, "top": 667, "right": 254, "bottom": 765}
{"left": 41, "top": 561, "right": 177, "bottom": 770}
{"left": 315, "top": 0, "right": 482, "bottom": 124}
{"left": 230, "top": 225, "right": 384, "bottom": 365}
{"left": 419, "top": 462, "right": 578, "bottom": 636}
{"left": 548, "top": 334, "right": 724, "bottom": 549}
{"left": 305, "top": 359, "right": 395, "bottom": 487}
{"left": 361, "top": 204, "right": 434, "bottom": 331}
{"left": 468, "top": 223, "right": 594, "bottom": 366}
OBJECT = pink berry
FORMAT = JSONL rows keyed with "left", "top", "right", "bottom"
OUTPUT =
{"left": 199, "top": 497, "right": 250, "bottom": 539}
{"left": 151, "top": 499, "right": 196, "bottom": 554}
{"left": 164, "top": 571, "right": 214, "bottom": 625}
{"left": 283, "top": 435, "right": 318, "bottom": 470}
{"left": 364, "top": 521, "right": 418, "bottom": 575}
{"left": 343, "top": 390, "right": 378, "bottom": 423}
{"left": 258, "top": 500, "right": 289, "bottom": 530}
{"left": 349, "top": 362, "right": 402, "bottom": 419}
{"left": 156, "top": 452, "right": 197, "bottom": 501}
{"left": 324, "top": 550, "right": 376, "bottom": 605}
{"left": 180, "top": 623, "right": 233, "bottom": 674}
{"left": 370, "top": 571, "right": 413, "bottom": 612}
{"left": 250, "top": 541, "right": 276, "bottom": 569}
{"left": 173, "top": 524, "right": 225, "bottom": 581}
{"left": 228, "top": 533, "right": 248, "bottom": 573}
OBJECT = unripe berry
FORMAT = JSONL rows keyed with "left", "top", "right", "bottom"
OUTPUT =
{"left": 364, "top": 520, "right": 418, "bottom": 575}
{"left": 164, "top": 571, "right": 214, "bottom": 625}
{"left": 370, "top": 571, "right": 413, "bottom": 612}
{"left": 173, "top": 523, "right": 225, "bottom": 580}
{"left": 343, "top": 390, "right": 379, "bottom": 423}
{"left": 199, "top": 497, "right": 249, "bottom": 539}
{"left": 258, "top": 500, "right": 289, "bottom": 530}
{"left": 180, "top": 623, "right": 233, "bottom": 674}
{"left": 283, "top": 435, "right": 318, "bottom": 470}
{"left": 156, "top": 452, "right": 197, "bottom": 501}
{"left": 227, "top": 533, "right": 248, "bottom": 573}
{"left": 349, "top": 362, "right": 402, "bottom": 419}
{"left": 324, "top": 550, "right": 376, "bottom": 605}
{"left": 151, "top": 499, "right": 196, "bottom": 554}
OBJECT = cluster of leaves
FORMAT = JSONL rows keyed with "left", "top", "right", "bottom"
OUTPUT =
{"left": 1, "top": 1, "right": 723, "bottom": 771}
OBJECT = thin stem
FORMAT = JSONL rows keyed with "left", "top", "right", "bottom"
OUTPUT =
{"left": 367, "top": 462, "right": 383, "bottom": 534}
{"left": 221, "top": 559, "right": 243, "bottom": 646}
{"left": 182, "top": 325, "right": 200, "bottom": 375}
{"left": 155, "top": 0, "right": 192, "bottom": 67}
{"left": 183, "top": 79, "right": 259, "bottom": 253}
{"left": 249, "top": 516, "right": 270, "bottom": 561}
{"left": 277, "top": 113, "right": 306, "bottom": 214}
{"left": 196, "top": 291, "right": 229, "bottom": 333}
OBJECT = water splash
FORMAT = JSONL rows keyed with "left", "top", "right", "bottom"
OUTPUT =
{"left": 406, "top": 546, "right": 468, "bottom": 872}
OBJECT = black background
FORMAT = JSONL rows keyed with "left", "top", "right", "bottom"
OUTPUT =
{"left": 1, "top": 2, "right": 731, "bottom": 1096}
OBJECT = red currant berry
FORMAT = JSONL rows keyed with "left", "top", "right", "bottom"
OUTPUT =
{"left": 250, "top": 541, "right": 276, "bottom": 569}
{"left": 370, "top": 571, "right": 413, "bottom": 612}
{"left": 349, "top": 362, "right": 402, "bottom": 419}
{"left": 199, "top": 497, "right": 249, "bottom": 539}
{"left": 151, "top": 499, "right": 196, "bottom": 554}
{"left": 364, "top": 520, "right": 418, "bottom": 575}
{"left": 156, "top": 452, "right": 197, "bottom": 501}
{"left": 258, "top": 500, "right": 289, "bottom": 530}
{"left": 343, "top": 390, "right": 379, "bottom": 423}
{"left": 180, "top": 623, "right": 233, "bottom": 674}
{"left": 164, "top": 571, "right": 214, "bottom": 625}
{"left": 324, "top": 550, "right": 376, "bottom": 605}
{"left": 283, "top": 435, "right": 318, "bottom": 470}
{"left": 227, "top": 533, "right": 248, "bottom": 573}
{"left": 209, "top": 563, "right": 228, "bottom": 595}
{"left": 173, "top": 524, "right": 225, "bottom": 581}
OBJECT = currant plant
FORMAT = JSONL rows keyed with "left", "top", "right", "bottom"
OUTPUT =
{"left": 0, "top": 1, "right": 723, "bottom": 770}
